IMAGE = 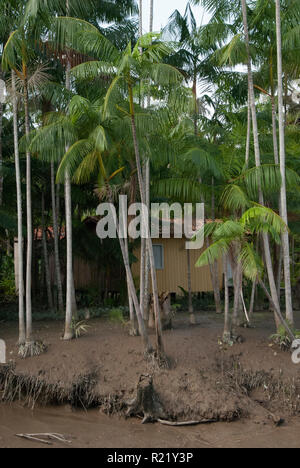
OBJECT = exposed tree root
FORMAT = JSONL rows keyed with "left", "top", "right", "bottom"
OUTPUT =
{"left": 1, "top": 358, "right": 298, "bottom": 425}
{"left": 0, "top": 365, "right": 100, "bottom": 410}
{"left": 70, "top": 371, "right": 99, "bottom": 409}
{"left": 126, "top": 374, "right": 167, "bottom": 424}
{"left": 18, "top": 341, "right": 47, "bottom": 359}
{"left": 146, "top": 350, "right": 171, "bottom": 370}
{"left": 218, "top": 356, "right": 298, "bottom": 422}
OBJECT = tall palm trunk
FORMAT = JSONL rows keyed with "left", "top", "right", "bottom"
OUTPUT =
{"left": 275, "top": 0, "right": 294, "bottom": 325}
{"left": 259, "top": 279, "right": 294, "bottom": 342}
{"left": 270, "top": 56, "right": 283, "bottom": 305}
{"left": 143, "top": 0, "right": 154, "bottom": 316}
{"left": 129, "top": 84, "right": 165, "bottom": 357}
{"left": 125, "top": 235, "right": 137, "bottom": 335}
{"left": 119, "top": 232, "right": 151, "bottom": 352}
{"left": 12, "top": 70, "right": 25, "bottom": 344}
{"left": 64, "top": 0, "right": 75, "bottom": 341}
{"left": 139, "top": 167, "right": 146, "bottom": 317}
{"left": 189, "top": 77, "right": 200, "bottom": 318}
{"left": 245, "top": 91, "right": 257, "bottom": 319}
{"left": 271, "top": 96, "right": 279, "bottom": 165}
{"left": 223, "top": 253, "right": 231, "bottom": 341}
{"left": 23, "top": 73, "right": 33, "bottom": 343}
{"left": 276, "top": 243, "right": 283, "bottom": 299}
{"left": 144, "top": 159, "right": 150, "bottom": 322}
{"left": 139, "top": 0, "right": 143, "bottom": 40}
{"left": 245, "top": 90, "right": 251, "bottom": 168}
{"left": 241, "top": 0, "right": 281, "bottom": 329}
{"left": 51, "top": 161, "right": 64, "bottom": 312}
{"left": 107, "top": 186, "right": 151, "bottom": 352}
{"left": 63, "top": 0, "right": 76, "bottom": 339}
{"left": 192, "top": 74, "right": 198, "bottom": 136}
{"left": 269, "top": 47, "right": 279, "bottom": 166}
{"left": 211, "top": 176, "right": 222, "bottom": 314}
{"left": 41, "top": 192, "right": 54, "bottom": 310}
{"left": 122, "top": 201, "right": 138, "bottom": 335}
{"left": 249, "top": 280, "right": 257, "bottom": 318}
{"left": 138, "top": 0, "right": 147, "bottom": 315}
{"left": 232, "top": 242, "right": 243, "bottom": 333}
{"left": 64, "top": 169, "right": 74, "bottom": 340}
{"left": 149, "top": 0, "right": 154, "bottom": 33}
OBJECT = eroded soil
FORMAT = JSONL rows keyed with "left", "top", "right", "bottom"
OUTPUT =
{"left": 1, "top": 311, "right": 300, "bottom": 447}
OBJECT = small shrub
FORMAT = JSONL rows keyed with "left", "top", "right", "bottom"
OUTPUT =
{"left": 109, "top": 308, "right": 126, "bottom": 324}
{"left": 270, "top": 322, "right": 300, "bottom": 351}
{"left": 71, "top": 319, "right": 91, "bottom": 339}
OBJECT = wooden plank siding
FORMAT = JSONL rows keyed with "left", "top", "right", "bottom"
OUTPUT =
{"left": 132, "top": 238, "right": 223, "bottom": 295}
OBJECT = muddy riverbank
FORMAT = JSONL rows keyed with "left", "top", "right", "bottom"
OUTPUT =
{"left": 1, "top": 311, "right": 300, "bottom": 441}
{"left": 1, "top": 403, "right": 300, "bottom": 448}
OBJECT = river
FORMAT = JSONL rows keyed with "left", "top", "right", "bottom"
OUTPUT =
{"left": 0, "top": 403, "right": 300, "bottom": 448}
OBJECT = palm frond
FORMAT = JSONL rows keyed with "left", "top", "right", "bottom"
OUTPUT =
{"left": 196, "top": 238, "right": 231, "bottom": 267}
{"left": 241, "top": 205, "right": 287, "bottom": 235}
{"left": 221, "top": 184, "right": 251, "bottom": 211}
{"left": 238, "top": 243, "right": 263, "bottom": 281}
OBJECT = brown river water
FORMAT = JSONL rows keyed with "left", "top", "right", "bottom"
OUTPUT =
{"left": 1, "top": 403, "right": 300, "bottom": 448}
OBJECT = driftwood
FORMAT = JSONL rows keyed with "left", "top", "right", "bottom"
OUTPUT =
{"left": 16, "top": 433, "right": 71, "bottom": 445}
{"left": 157, "top": 418, "right": 217, "bottom": 427}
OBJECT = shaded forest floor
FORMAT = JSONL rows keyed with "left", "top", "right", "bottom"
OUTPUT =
{"left": 1, "top": 311, "right": 300, "bottom": 426}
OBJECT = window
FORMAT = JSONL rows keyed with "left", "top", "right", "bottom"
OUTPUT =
{"left": 153, "top": 244, "right": 164, "bottom": 270}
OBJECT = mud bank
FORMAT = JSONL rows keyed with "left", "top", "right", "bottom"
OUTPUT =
{"left": 1, "top": 313, "right": 300, "bottom": 425}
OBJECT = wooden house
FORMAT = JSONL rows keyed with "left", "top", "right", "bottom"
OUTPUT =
{"left": 132, "top": 220, "right": 223, "bottom": 296}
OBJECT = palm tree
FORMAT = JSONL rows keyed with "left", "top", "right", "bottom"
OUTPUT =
{"left": 63, "top": 0, "right": 75, "bottom": 340}
{"left": 30, "top": 94, "right": 153, "bottom": 354}
{"left": 0, "top": 0, "right": 25, "bottom": 344}
{"left": 164, "top": 3, "right": 210, "bottom": 134}
{"left": 197, "top": 205, "right": 294, "bottom": 341}
{"left": 275, "top": 0, "right": 293, "bottom": 324}
{"left": 203, "top": 0, "right": 297, "bottom": 324}
{"left": 139, "top": 0, "right": 143, "bottom": 38}
{"left": 24, "top": 0, "right": 137, "bottom": 340}
{"left": 164, "top": 4, "right": 223, "bottom": 316}
{"left": 138, "top": 0, "right": 146, "bottom": 319}
{"left": 143, "top": 0, "right": 154, "bottom": 322}
{"left": 222, "top": 253, "right": 230, "bottom": 341}
{"left": 11, "top": 69, "right": 25, "bottom": 345}
{"left": 0, "top": 1, "right": 21, "bottom": 206}
{"left": 2, "top": 28, "right": 35, "bottom": 349}
{"left": 62, "top": 19, "right": 183, "bottom": 357}
{"left": 60, "top": 99, "right": 151, "bottom": 350}
{"left": 240, "top": 0, "right": 281, "bottom": 329}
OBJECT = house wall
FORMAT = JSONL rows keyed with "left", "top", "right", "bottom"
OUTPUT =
{"left": 132, "top": 238, "right": 223, "bottom": 295}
